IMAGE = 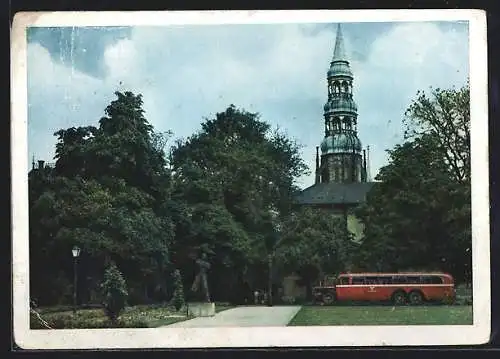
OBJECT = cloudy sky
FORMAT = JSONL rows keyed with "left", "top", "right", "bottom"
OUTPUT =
{"left": 27, "top": 21, "right": 469, "bottom": 189}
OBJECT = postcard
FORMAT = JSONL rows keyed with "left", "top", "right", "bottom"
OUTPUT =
{"left": 11, "top": 9, "right": 490, "bottom": 349}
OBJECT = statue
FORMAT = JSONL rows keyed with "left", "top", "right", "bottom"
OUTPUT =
{"left": 191, "top": 252, "right": 211, "bottom": 302}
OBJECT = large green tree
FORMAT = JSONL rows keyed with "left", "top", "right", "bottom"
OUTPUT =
{"left": 170, "top": 105, "right": 308, "bottom": 302}
{"left": 404, "top": 82, "right": 470, "bottom": 184}
{"left": 355, "top": 83, "right": 471, "bottom": 282}
{"left": 29, "top": 91, "right": 175, "bottom": 305}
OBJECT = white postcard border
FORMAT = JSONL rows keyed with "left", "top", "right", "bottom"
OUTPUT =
{"left": 11, "top": 9, "right": 490, "bottom": 349}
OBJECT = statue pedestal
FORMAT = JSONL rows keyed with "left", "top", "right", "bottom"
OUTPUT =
{"left": 187, "top": 302, "right": 216, "bottom": 317}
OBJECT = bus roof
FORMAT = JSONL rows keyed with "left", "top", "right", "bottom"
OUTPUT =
{"left": 338, "top": 272, "right": 453, "bottom": 278}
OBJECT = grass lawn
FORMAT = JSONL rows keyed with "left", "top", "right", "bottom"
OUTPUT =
{"left": 33, "top": 305, "right": 189, "bottom": 329}
{"left": 288, "top": 305, "right": 473, "bottom": 326}
{"left": 33, "top": 303, "right": 235, "bottom": 329}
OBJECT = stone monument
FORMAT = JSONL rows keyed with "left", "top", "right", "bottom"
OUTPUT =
{"left": 188, "top": 252, "right": 215, "bottom": 317}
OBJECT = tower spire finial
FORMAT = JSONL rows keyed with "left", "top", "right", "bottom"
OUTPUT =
{"left": 332, "top": 23, "right": 347, "bottom": 62}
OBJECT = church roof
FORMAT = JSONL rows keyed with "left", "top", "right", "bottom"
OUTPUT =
{"left": 294, "top": 182, "right": 377, "bottom": 206}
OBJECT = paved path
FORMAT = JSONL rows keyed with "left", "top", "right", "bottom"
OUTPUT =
{"left": 164, "top": 306, "right": 302, "bottom": 327}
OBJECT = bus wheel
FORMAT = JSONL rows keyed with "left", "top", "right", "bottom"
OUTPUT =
{"left": 391, "top": 291, "right": 407, "bottom": 306}
{"left": 322, "top": 294, "right": 335, "bottom": 305}
{"left": 408, "top": 290, "right": 423, "bottom": 305}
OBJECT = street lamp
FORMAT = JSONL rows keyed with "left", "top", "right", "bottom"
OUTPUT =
{"left": 72, "top": 246, "right": 81, "bottom": 314}
{"left": 267, "top": 252, "right": 273, "bottom": 307}
{"left": 268, "top": 208, "right": 281, "bottom": 307}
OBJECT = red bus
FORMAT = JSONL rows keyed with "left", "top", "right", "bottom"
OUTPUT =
{"left": 313, "top": 272, "right": 455, "bottom": 305}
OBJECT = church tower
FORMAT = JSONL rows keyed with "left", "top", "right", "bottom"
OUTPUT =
{"left": 295, "top": 23, "right": 376, "bottom": 246}
{"left": 315, "top": 24, "right": 367, "bottom": 184}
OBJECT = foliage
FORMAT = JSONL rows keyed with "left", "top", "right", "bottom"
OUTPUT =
{"left": 170, "top": 105, "right": 309, "bottom": 301}
{"left": 171, "top": 269, "right": 185, "bottom": 311}
{"left": 29, "top": 91, "right": 174, "bottom": 306}
{"left": 101, "top": 262, "right": 128, "bottom": 321}
{"left": 30, "top": 99, "right": 309, "bottom": 305}
{"left": 404, "top": 82, "right": 470, "bottom": 183}
{"left": 355, "top": 83, "right": 471, "bottom": 282}
{"left": 29, "top": 82, "right": 473, "bottom": 308}
{"left": 29, "top": 305, "right": 190, "bottom": 329}
{"left": 30, "top": 311, "right": 149, "bottom": 329}
{"left": 275, "top": 207, "right": 356, "bottom": 289}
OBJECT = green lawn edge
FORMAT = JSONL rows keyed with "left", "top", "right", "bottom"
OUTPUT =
{"left": 31, "top": 304, "right": 236, "bottom": 329}
{"left": 287, "top": 305, "right": 473, "bottom": 326}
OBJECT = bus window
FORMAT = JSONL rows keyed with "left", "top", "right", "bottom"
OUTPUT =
{"left": 406, "top": 276, "right": 420, "bottom": 284}
{"left": 377, "top": 276, "right": 392, "bottom": 284}
{"left": 421, "top": 276, "right": 432, "bottom": 284}
{"left": 352, "top": 277, "right": 365, "bottom": 285}
{"left": 393, "top": 276, "right": 407, "bottom": 284}
{"left": 420, "top": 276, "right": 443, "bottom": 284}
{"left": 430, "top": 276, "right": 443, "bottom": 284}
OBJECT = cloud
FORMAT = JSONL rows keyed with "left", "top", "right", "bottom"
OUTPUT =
{"left": 27, "top": 43, "right": 114, "bottom": 163}
{"left": 353, "top": 22, "right": 468, "bottom": 179}
{"left": 27, "top": 26, "right": 132, "bottom": 78}
{"left": 27, "top": 22, "right": 468, "bottom": 187}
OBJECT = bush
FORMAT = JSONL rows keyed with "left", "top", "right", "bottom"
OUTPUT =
{"left": 30, "top": 311, "right": 149, "bottom": 329}
{"left": 101, "top": 262, "right": 128, "bottom": 321}
{"left": 171, "top": 269, "right": 185, "bottom": 311}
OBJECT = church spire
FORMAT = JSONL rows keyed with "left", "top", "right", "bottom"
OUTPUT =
{"left": 319, "top": 24, "right": 363, "bottom": 184}
{"left": 332, "top": 23, "right": 347, "bottom": 62}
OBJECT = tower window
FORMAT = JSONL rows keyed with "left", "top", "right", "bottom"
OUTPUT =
{"left": 344, "top": 82, "right": 349, "bottom": 93}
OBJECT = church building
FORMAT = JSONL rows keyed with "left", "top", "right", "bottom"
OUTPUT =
{"left": 294, "top": 24, "right": 376, "bottom": 242}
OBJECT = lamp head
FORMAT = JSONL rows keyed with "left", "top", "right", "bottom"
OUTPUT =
{"left": 72, "top": 246, "right": 81, "bottom": 258}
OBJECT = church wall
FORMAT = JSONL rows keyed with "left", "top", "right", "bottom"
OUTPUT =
{"left": 347, "top": 213, "right": 365, "bottom": 242}
{"left": 312, "top": 205, "right": 365, "bottom": 241}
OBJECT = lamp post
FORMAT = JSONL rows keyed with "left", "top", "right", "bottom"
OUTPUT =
{"left": 259, "top": 178, "right": 281, "bottom": 307}
{"left": 268, "top": 208, "right": 281, "bottom": 307}
{"left": 72, "top": 246, "right": 81, "bottom": 314}
{"left": 267, "top": 253, "right": 273, "bottom": 307}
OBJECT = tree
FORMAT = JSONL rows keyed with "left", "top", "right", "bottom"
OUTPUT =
{"left": 53, "top": 126, "right": 97, "bottom": 178}
{"left": 29, "top": 91, "right": 175, "bottom": 305}
{"left": 101, "top": 262, "right": 128, "bottom": 321}
{"left": 404, "top": 82, "right": 470, "bottom": 184}
{"left": 355, "top": 83, "right": 471, "bottom": 282}
{"left": 275, "top": 207, "right": 355, "bottom": 296}
{"left": 53, "top": 91, "right": 172, "bottom": 205}
{"left": 170, "top": 105, "right": 308, "bottom": 302}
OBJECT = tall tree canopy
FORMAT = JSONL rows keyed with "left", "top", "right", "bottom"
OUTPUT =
{"left": 355, "top": 83, "right": 471, "bottom": 282}
{"left": 170, "top": 105, "right": 309, "bottom": 302}
{"left": 404, "top": 82, "right": 470, "bottom": 183}
{"left": 29, "top": 91, "right": 174, "bottom": 305}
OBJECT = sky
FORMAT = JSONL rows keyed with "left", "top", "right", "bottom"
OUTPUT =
{"left": 26, "top": 21, "right": 469, "bottom": 189}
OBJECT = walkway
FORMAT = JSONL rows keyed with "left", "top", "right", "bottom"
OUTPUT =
{"left": 164, "top": 306, "right": 302, "bottom": 327}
